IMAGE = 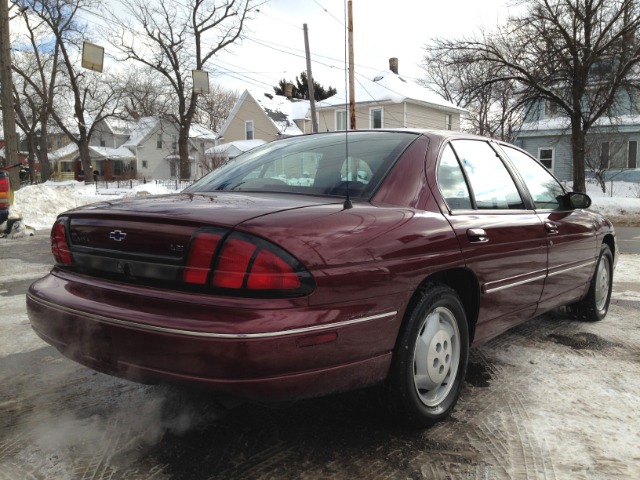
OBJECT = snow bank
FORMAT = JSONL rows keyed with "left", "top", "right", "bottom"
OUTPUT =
{"left": 10, "top": 181, "right": 172, "bottom": 231}
{"left": 4, "top": 179, "right": 640, "bottom": 233}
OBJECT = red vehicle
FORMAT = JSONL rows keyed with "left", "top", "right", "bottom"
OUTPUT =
{"left": 0, "top": 170, "right": 10, "bottom": 226}
{"left": 27, "top": 130, "right": 616, "bottom": 427}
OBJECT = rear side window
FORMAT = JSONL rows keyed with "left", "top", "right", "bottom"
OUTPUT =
{"left": 501, "top": 145, "right": 564, "bottom": 210}
{"left": 450, "top": 140, "right": 524, "bottom": 210}
{"left": 185, "top": 132, "right": 417, "bottom": 199}
{"left": 437, "top": 145, "right": 471, "bottom": 210}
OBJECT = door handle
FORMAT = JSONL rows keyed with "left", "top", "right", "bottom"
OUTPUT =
{"left": 544, "top": 221, "right": 559, "bottom": 234}
{"left": 467, "top": 228, "right": 488, "bottom": 242}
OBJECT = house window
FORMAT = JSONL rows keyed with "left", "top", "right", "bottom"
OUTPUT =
{"left": 245, "top": 121, "right": 254, "bottom": 140}
{"left": 171, "top": 135, "right": 177, "bottom": 150}
{"left": 370, "top": 108, "right": 383, "bottom": 129}
{"left": 538, "top": 148, "right": 554, "bottom": 170}
{"left": 142, "top": 160, "right": 148, "bottom": 169}
{"left": 600, "top": 142, "right": 610, "bottom": 169}
{"left": 336, "top": 110, "right": 347, "bottom": 130}
{"left": 628, "top": 141, "right": 637, "bottom": 168}
{"left": 156, "top": 133, "right": 162, "bottom": 149}
{"left": 99, "top": 138, "right": 106, "bottom": 147}
{"left": 445, "top": 114, "right": 452, "bottom": 130}
{"left": 546, "top": 99, "right": 559, "bottom": 117}
{"left": 200, "top": 142, "right": 205, "bottom": 152}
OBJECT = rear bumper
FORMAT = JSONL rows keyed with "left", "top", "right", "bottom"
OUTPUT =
{"left": 27, "top": 271, "right": 402, "bottom": 401}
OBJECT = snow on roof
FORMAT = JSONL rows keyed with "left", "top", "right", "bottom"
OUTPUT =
{"left": 518, "top": 114, "right": 640, "bottom": 137}
{"left": 88, "top": 146, "right": 136, "bottom": 160}
{"left": 47, "top": 143, "right": 136, "bottom": 161}
{"left": 189, "top": 123, "right": 218, "bottom": 141}
{"left": 249, "top": 91, "right": 310, "bottom": 136}
{"left": 122, "top": 117, "right": 160, "bottom": 147}
{"left": 48, "top": 142, "right": 79, "bottom": 161}
{"left": 317, "top": 70, "right": 466, "bottom": 114}
{"left": 206, "top": 139, "right": 266, "bottom": 155}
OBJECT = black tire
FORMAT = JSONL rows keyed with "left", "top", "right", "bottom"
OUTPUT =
{"left": 568, "top": 244, "right": 613, "bottom": 322}
{"left": 384, "top": 284, "right": 469, "bottom": 428}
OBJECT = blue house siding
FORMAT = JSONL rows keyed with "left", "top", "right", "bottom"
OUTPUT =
{"left": 517, "top": 134, "right": 573, "bottom": 181}
{"left": 515, "top": 93, "right": 640, "bottom": 183}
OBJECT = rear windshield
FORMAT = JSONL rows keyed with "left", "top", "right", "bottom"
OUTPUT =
{"left": 184, "top": 131, "right": 417, "bottom": 199}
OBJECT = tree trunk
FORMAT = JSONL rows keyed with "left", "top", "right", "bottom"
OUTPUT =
{"left": 570, "top": 118, "right": 587, "bottom": 193}
{"left": 178, "top": 130, "right": 191, "bottom": 180}
{"left": 78, "top": 139, "right": 93, "bottom": 184}
{"left": 37, "top": 129, "right": 52, "bottom": 182}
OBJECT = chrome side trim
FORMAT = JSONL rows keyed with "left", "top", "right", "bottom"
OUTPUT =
{"left": 547, "top": 258, "right": 596, "bottom": 277}
{"left": 483, "top": 258, "right": 596, "bottom": 294}
{"left": 27, "top": 293, "right": 397, "bottom": 339}
{"left": 483, "top": 274, "right": 547, "bottom": 294}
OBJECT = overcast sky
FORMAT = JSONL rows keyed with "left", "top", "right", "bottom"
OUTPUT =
{"left": 212, "top": 0, "right": 515, "bottom": 94}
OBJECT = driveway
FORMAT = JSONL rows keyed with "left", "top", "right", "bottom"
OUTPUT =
{"left": 1, "top": 232, "right": 639, "bottom": 479}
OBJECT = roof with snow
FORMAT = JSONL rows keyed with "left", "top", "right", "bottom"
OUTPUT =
{"left": 219, "top": 90, "right": 310, "bottom": 139}
{"left": 317, "top": 70, "right": 466, "bottom": 114}
{"left": 122, "top": 117, "right": 160, "bottom": 148}
{"left": 48, "top": 143, "right": 135, "bottom": 161}
{"left": 206, "top": 139, "right": 266, "bottom": 156}
{"left": 189, "top": 123, "right": 218, "bottom": 141}
{"left": 518, "top": 114, "right": 640, "bottom": 137}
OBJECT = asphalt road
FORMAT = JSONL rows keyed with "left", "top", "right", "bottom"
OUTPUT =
{"left": 1, "top": 230, "right": 639, "bottom": 480}
{"left": 615, "top": 227, "right": 640, "bottom": 254}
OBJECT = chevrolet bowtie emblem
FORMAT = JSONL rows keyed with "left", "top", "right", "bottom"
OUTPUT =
{"left": 109, "top": 230, "right": 127, "bottom": 241}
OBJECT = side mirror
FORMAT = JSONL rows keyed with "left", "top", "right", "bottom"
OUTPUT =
{"left": 563, "top": 192, "right": 592, "bottom": 210}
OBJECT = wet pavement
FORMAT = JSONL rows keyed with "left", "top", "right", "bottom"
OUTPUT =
{"left": 1, "top": 232, "right": 639, "bottom": 479}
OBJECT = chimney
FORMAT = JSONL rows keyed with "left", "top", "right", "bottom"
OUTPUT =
{"left": 389, "top": 57, "right": 398, "bottom": 74}
{"left": 285, "top": 82, "right": 294, "bottom": 98}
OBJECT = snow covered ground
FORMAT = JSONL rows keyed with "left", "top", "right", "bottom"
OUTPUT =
{"left": 1, "top": 178, "right": 639, "bottom": 237}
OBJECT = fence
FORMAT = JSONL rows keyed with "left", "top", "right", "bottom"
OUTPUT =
{"left": 94, "top": 179, "right": 195, "bottom": 191}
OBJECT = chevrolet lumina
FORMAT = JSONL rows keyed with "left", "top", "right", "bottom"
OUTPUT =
{"left": 27, "top": 130, "right": 616, "bottom": 427}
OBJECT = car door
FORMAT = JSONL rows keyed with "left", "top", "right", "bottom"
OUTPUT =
{"left": 499, "top": 145, "right": 598, "bottom": 311}
{"left": 436, "top": 140, "right": 548, "bottom": 345}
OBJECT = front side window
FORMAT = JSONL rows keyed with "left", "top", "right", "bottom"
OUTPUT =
{"left": 171, "top": 134, "right": 178, "bottom": 150}
{"left": 538, "top": 148, "right": 554, "bottom": 169}
{"left": 450, "top": 140, "right": 524, "bottom": 210}
{"left": 370, "top": 108, "right": 383, "bottom": 129}
{"left": 156, "top": 133, "right": 163, "bottom": 149}
{"left": 184, "top": 131, "right": 417, "bottom": 200}
{"left": 600, "top": 142, "right": 610, "bottom": 169}
{"left": 245, "top": 121, "right": 254, "bottom": 140}
{"left": 502, "top": 145, "right": 564, "bottom": 210}
{"left": 445, "top": 114, "right": 452, "bottom": 130}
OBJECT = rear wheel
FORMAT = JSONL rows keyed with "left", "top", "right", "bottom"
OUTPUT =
{"left": 568, "top": 244, "right": 613, "bottom": 322}
{"left": 385, "top": 285, "right": 469, "bottom": 428}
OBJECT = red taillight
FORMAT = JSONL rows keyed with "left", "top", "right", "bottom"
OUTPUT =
{"left": 183, "top": 232, "right": 222, "bottom": 284}
{"left": 51, "top": 219, "right": 73, "bottom": 265}
{"left": 211, "top": 238, "right": 256, "bottom": 288}
{"left": 247, "top": 249, "right": 301, "bottom": 290}
{"left": 183, "top": 230, "right": 313, "bottom": 296}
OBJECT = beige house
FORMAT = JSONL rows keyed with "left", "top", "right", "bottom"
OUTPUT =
{"left": 217, "top": 90, "right": 311, "bottom": 144}
{"left": 316, "top": 59, "right": 466, "bottom": 132}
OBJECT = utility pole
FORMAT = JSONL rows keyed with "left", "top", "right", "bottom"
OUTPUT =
{"left": 0, "top": 0, "right": 20, "bottom": 176}
{"left": 303, "top": 23, "right": 318, "bottom": 133}
{"left": 348, "top": 0, "right": 356, "bottom": 130}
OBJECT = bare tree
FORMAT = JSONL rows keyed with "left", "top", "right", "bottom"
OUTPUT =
{"left": 11, "top": 5, "right": 64, "bottom": 182}
{"left": 105, "top": 0, "right": 261, "bottom": 180}
{"left": 426, "top": 0, "right": 640, "bottom": 193}
{"left": 16, "top": 0, "right": 125, "bottom": 184}
{"left": 118, "top": 65, "right": 177, "bottom": 118}
{"left": 421, "top": 48, "right": 524, "bottom": 141}
{"left": 194, "top": 84, "right": 238, "bottom": 133}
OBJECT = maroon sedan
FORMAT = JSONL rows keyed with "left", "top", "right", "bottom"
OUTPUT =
{"left": 27, "top": 130, "right": 616, "bottom": 427}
